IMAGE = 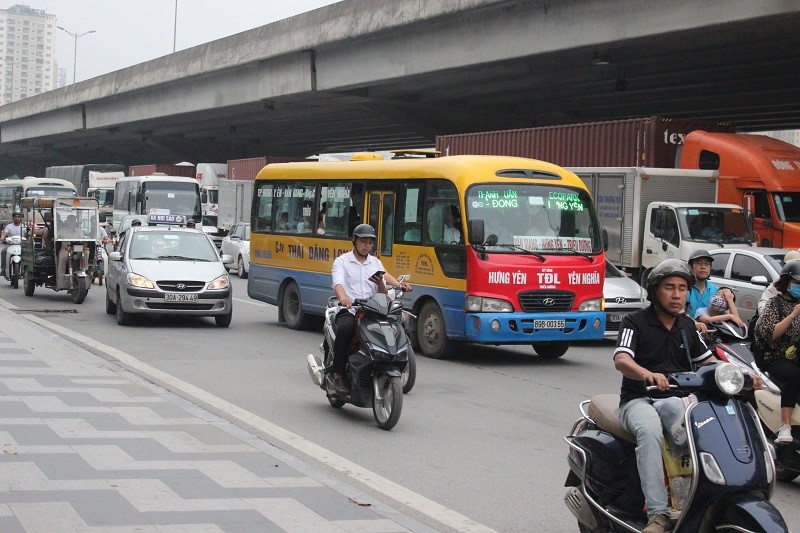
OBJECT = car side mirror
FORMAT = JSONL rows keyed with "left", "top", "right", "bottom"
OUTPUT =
{"left": 750, "top": 275, "right": 769, "bottom": 286}
{"left": 109, "top": 251, "right": 122, "bottom": 262}
{"left": 220, "top": 254, "right": 234, "bottom": 265}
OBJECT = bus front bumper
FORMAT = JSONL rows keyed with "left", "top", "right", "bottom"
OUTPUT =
{"left": 464, "top": 312, "right": 605, "bottom": 343}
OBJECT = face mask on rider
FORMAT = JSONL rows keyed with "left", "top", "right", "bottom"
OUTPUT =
{"left": 789, "top": 282, "right": 800, "bottom": 299}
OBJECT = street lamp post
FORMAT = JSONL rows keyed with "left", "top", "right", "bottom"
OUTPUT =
{"left": 57, "top": 26, "right": 96, "bottom": 84}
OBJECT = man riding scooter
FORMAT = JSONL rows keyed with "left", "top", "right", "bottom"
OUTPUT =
{"left": 329, "top": 223, "right": 411, "bottom": 394}
{"left": 0, "top": 209, "right": 24, "bottom": 277}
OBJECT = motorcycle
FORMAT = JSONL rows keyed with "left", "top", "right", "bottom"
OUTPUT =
{"left": 306, "top": 286, "right": 411, "bottom": 430}
{"left": 564, "top": 363, "right": 787, "bottom": 532}
{"left": 706, "top": 320, "right": 800, "bottom": 482}
{"left": 388, "top": 275, "right": 416, "bottom": 393}
{"left": 3, "top": 235, "right": 22, "bottom": 289}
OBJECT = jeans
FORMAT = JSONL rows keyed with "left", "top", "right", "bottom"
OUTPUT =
{"left": 619, "top": 397, "right": 670, "bottom": 517}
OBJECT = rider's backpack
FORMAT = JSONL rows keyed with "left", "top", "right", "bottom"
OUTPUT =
{"left": 750, "top": 296, "right": 784, "bottom": 368}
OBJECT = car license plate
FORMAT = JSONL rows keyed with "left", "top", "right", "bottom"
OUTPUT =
{"left": 165, "top": 293, "right": 198, "bottom": 302}
{"left": 533, "top": 319, "right": 565, "bottom": 329}
{"left": 608, "top": 313, "right": 625, "bottom": 323}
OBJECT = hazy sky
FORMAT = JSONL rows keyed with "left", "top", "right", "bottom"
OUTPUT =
{"left": 16, "top": 0, "right": 341, "bottom": 82}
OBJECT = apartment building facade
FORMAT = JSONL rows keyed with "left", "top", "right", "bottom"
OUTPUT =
{"left": 0, "top": 4, "right": 57, "bottom": 104}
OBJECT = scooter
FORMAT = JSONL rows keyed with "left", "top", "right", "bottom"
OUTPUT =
{"left": 564, "top": 363, "right": 787, "bottom": 532}
{"left": 3, "top": 235, "right": 22, "bottom": 289}
{"left": 707, "top": 321, "right": 800, "bottom": 483}
{"left": 306, "top": 287, "right": 411, "bottom": 430}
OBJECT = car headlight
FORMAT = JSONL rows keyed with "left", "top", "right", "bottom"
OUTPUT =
{"left": 127, "top": 273, "right": 154, "bottom": 289}
{"left": 714, "top": 362, "right": 744, "bottom": 396}
{"left": 208, "top": 274, "right": 230, "bottom": 290}
{"left": 464, "top": 296, "right": 514, "bottom": 312}
{"left": 579, "top": 298, "right": 603, "bottom": 312}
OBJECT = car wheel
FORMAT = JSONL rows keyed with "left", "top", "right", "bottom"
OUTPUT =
{"left": 215, "top": 309, "right": 232, "bottom": 327}
{"left": 237, "top": 256, "right": 248, "bottom": 279}
{"left": 105, "top": 286, "right": 117, "bottom": 314}
{"left": 116, "top": 291, "right": 133, "bottom": 326}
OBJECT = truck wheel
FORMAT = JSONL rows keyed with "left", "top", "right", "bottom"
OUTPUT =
{"left": 531, "top": 342, "right": 569, "bottom": 359}
{"left": 417, "top": 301, "right": 451, "bottom": 359}
{"left": 281, "top": 281, "right": 310, "bottom": 330}
{"left": 23, "top": 269, "right": 34, "bottom": 297}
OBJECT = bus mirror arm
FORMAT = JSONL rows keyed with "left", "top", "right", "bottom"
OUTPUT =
{"left": 468, "top": 219, "right": 485, "bottom": 245}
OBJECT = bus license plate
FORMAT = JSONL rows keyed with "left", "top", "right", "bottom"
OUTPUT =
{"left": 165, "top": 293, "right": 198, "bottom": 302}
{"left": 534, "top": 319, "right": 565, "bottom": 329}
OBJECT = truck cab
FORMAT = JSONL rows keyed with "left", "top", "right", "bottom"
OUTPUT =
{"left": 679, "top": 131, "right": 800, "bottom": 248}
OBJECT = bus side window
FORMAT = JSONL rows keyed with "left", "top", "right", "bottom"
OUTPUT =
{"left": 254, "top": 183, "right": 273, "bottom": 232}
{"left": 397, "top": 182, "right": 424, "bottom": 244}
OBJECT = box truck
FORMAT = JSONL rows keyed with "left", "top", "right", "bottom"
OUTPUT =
{"left": 44, "top": 164, "right": 126, "bottom": 227}
{"left": 571, "top": 167, "right": 755, "bottom": 283}
{"left": 195, "top": 163, "right": 227, "bottom": 247}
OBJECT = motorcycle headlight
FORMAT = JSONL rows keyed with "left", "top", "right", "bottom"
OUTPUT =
{"left": 464, "top": 296, "right": 513, "bottom": 312}
{"left": 208, "top": 274, "right": 230, "bottom": 290}
{"left": 366, "top": 342, "right": 390, "bottom": 358}
{"left": 579, "top": 298, "right": 603, "bottom": 312}
{"left": 127, "top": 273, "right": 154, "bottom": 289}
{"left": 714, "top": 362, "right": 744, "bottom": 396}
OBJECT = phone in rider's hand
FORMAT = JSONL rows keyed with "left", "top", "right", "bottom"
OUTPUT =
{"left": 370, "top": 270, "right": 385, "bottom": 280}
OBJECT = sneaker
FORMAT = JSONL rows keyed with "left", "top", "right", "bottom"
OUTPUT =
{"left": 776, "top": 424, "right": 793, "bottom": 444}
{"left": 332, "top": 374, "right": 350, "bottom": 395}
{"left": 643, "top": 513, "right": 673, "bottom": 533}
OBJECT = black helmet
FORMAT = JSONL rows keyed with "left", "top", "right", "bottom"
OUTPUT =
{"left": 646, "top": 258, "right": 695, "bottom": 301}
{"left": 352, "top": 223, "right": 377, "bottom": 241}
{"left": 688, "top": 249, "right": 713, "bottom": 265}
{"left": 780, "top": 260, "right": 800, "bottom": 282}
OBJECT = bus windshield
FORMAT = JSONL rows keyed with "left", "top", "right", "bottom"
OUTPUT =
{"left": 25, "top": 186, "right": 77, "bottom": 198}
{"left": 94, "top": 189, "right": 115, "bottom": 207}
{"left": 466, "top": 183, "right": 603, "bottom": 253}
{"left": 142, "top": 182, "right": 201, "bottom": 218}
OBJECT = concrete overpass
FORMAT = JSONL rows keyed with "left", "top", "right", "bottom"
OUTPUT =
{"left": 1, "top": 0, "right": 799, "bottom": 176}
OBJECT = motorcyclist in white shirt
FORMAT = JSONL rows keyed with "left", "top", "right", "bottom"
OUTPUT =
{"left": 0, "top": 209, "right": 23, "bottom": 277}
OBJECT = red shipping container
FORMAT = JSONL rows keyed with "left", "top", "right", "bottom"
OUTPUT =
{"left": 128, "top": 164, "right": 196, "bottom": 178}
{"left": 435, "top": 117, "right": 735, "bottom": 168}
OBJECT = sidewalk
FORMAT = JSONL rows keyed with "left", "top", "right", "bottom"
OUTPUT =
{"left": 0, "top": 306, "right": 434, "bottom": 532}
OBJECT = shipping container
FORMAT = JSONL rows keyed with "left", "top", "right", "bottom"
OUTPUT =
{"left": 128, "top": 164, "right": 196, "bottom": 178}
{"left": 435, "top": 117, "right": 735, "bottom": 168}
{"left": 227, "top": 156, "right": 304, "bottom": 181}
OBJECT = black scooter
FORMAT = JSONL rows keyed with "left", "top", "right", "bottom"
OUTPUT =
{"left": 564, "top": 363, "right": 787, "bottom": 532}
{"left": 306, "top": 290, "right": 410, "bottom": 430}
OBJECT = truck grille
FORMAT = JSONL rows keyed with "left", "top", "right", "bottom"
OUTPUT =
{"left": 518, "top": 290, "right": 574, "bottom": 312}
{"left": 156, "top": 280, "right": 205, "bottom": 292}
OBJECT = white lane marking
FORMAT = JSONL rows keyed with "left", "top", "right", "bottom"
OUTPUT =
{"left": 233, "top": 297, "right": 269, "bottom": 307}
{"left": 21, "top": 314, "right": 495, "bottom": 533}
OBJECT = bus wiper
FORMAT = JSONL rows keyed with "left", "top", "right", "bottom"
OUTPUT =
{"left": 493, "top": 243, "right": 545, "bottom": 262}
{"left": 550, "top": 247, "right": 594, "bottom": 262}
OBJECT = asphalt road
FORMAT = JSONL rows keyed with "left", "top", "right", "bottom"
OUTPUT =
{"left": 1, "top": 274, "right": 798, "bottom": 532}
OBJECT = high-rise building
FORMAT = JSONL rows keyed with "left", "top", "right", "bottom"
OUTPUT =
{"left": 0, "top": 4, "right": 57, "bottom": 105}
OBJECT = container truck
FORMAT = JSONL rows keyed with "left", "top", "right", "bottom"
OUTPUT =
{"left": 128, "top": 164, "right": 196, "bottom": 178}
{"left": 44, "top": 164, "right": 126, "bottom": 227}
{"left": 678, "top": 131, "right": 800, "bottom": 248}
{"left": 570, "top": 167, "right": 755, "bottom": 283}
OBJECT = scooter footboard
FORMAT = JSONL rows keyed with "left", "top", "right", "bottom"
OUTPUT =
{"left": 711, "top": 495, "right": 788, "bottom": 532}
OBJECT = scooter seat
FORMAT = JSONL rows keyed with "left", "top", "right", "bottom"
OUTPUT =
{"left": 588, "top": 394, "right": 636, "bottom": 444}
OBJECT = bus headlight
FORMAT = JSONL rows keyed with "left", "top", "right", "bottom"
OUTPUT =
{"left": 578, "top": 298, "right": 603, "bottom": 312}
{"left": 127, "top": 273, "right": 154, "bottom": 289}
{"left": 465, "top": 296, "right": 513, "bottom": 312}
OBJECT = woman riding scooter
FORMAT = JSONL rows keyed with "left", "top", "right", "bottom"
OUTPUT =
{"left": 754, "top": 260, "right": 800, "bottom": 444}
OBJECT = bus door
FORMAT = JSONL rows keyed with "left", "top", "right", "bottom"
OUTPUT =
{"left": 366, "top": 191, "right": 395, "bottom": 257}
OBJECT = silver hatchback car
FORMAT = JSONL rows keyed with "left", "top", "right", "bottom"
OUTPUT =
{"left": 603, "top": 260, "right": 648, "bottom": 339}
{"left": 105, "top": 224, "right": 233, "bottom": 326}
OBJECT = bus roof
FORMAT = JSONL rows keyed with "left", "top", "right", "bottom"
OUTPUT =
{"left": 6, "top": 177, "right": 77, "bottom": 190}
{"left": 255, "top": 154, "right": 588, "bottom": 191}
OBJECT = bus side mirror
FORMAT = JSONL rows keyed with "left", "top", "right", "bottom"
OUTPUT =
{"left": 201, "top": 190, "right": 207, "bottom": 203}
{"left": 468, "top": 219, "right": 485, "bottom": 245}
{"left": 602, "top": 228, "right": 609, "bottom": 251}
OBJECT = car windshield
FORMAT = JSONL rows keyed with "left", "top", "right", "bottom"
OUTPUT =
{"left": 466, "top": 183, "right": 603, "bottom": 253}
{"left": 129, "top": 231, "right": 218, "bottom": 261}
{"left": 680, "top": 206, "right": 754, "bottom": 244}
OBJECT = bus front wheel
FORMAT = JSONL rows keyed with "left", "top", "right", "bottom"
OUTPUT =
{"left": 281, "top": 281, "right": 310, "bottom": 330}
{"left": 417, "top": 301, "right": 451, "bottom": 359}
{"left": 531, "top": 342, "right": 569, "bottom": 359}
